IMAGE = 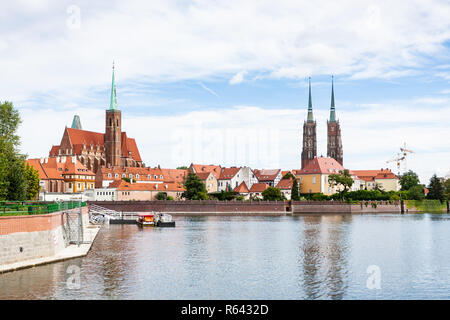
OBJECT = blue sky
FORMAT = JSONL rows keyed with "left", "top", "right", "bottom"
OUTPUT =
{"left": 1, "top": 0, "right": 450, "bottom": 183}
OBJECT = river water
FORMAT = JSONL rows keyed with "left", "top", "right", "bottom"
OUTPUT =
{"left": 1, "top": 213, "right": 450, "bottom": 300}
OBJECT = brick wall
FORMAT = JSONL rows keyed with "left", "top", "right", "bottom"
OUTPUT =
{"left": 90, "top": 200, "right": 286, "bottom": 215}
{"left": 291, "top": 201, "right": 401, "bottom": 214}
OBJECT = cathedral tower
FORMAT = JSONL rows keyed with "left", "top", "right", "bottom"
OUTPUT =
{"left": 105, "top": 63, "right": 122, "bottom": 167}
{"left": 301, "top": 78, "right": 317, "bottom": 169}
{"left": 327, "top": 76, "right": 343, "bottom": 165}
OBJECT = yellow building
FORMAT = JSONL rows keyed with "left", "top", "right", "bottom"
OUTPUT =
{"left": 351, "top": 169, "right": 400, "bottom": 191}
{"left": 294, "top": 156, "right": 346, "bottom": 195}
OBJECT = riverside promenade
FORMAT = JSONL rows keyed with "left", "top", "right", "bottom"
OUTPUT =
{"left": 0, "top": 205, "right": 100, "bottom": 274}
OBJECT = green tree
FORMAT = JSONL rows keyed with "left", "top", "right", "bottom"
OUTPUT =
{"left": 407, "top": 185, "right": 425, "bottom": 200}
{"left": 291, "top": 178, "right": 300, "bottom": 201}
{"left": 282, "top": 172, "right": 295, "bottom": 180}
{"left": 427, "top": 174, "right": 444, "bottom": 201}
{"left": 400, "top": 170, "right": 420, "bottom": 191}
{"left": 262, "top": 187, "right": 283, "bottom": 201}
{"left": 24, "top": 163, "right": 40, "bottom": 200}
{"left": 182, "top": 172, "right": 208, "bottom": 200}
{"left": 443, "top": 179, "right": 450, "bottom": 200}
{"left": 155, "top": 192, "right": 168, "bottom": 200}
{"left": 0, "top": 101, "right": 37, "bottom": 201}
{"left": 176, "top": 166, "right": 188, "bottom": 170}
{"left": 328, "top": 169, "right": 354, "bottom": 200}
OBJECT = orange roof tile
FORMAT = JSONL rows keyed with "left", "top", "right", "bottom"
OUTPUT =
{"left": 352, "top": 169, "right": 398, "bottom": 180}
{"left": 219, "top": 167, "right": 240, "bottom": 180}
{"left": 234, "top": 181, "right": 249, "bottom": 193}
{"left": 249, "top": 183, "right": 270, "bottom": 193}
{"left": 254, "top": 169, "right": 281, "bottom": 181}
{"left": 276, "top": 179, "right": 293, "bottom": 190}
{"left": 99, "top": 166, "right": 164, "bottom": 182}
{"left": 190, "top": 164, "right": 222, "bottom": 179}
{"left": 160, "top": 168, "right": 188, "bottom": 183}
{"left": 196, "top": 172, "right": 212, "bottom": 180}
{"left": 299, "top": 157, "right": 345, "bottom": 175}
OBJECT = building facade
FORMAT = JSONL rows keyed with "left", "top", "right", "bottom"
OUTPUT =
{"left": 49, "top": 65, "right": 144, "bottom": 173}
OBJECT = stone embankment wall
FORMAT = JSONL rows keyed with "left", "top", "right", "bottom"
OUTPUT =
{"left": 291, "top": 201, "right": 401, "bottom": 214}
{"left": 0, "top": 207, "right": 88, "bottom": 267}
{"left": 90, "top": 200, "right": 286, "bottom": 215}
{"left": 90, "top": 200, "right": 404, "bottom": 215}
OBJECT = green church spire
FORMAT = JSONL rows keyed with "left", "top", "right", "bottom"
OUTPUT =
{"left": 109, "top": 61, "right": 118, "bottom": 110}
{"left": 307, "top": 77, "right": 314, "bottom": 122}
{"left": 329, "top": 75, "right": 336, "bottom": 122}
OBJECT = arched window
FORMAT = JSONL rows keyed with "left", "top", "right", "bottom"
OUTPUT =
{"left": 109, "top": 118, "right": 112, "bottom": 126}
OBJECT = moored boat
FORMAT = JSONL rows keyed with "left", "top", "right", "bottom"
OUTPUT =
{"left": 154, "top": 212, "right": 175, "bottom": 227}
{"left": 137, "top": 213, "right": 155, "bottom": 226}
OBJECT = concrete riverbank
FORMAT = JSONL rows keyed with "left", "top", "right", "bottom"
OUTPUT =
{"left": 0, "top": 207, "right": 100, "bottom": 274}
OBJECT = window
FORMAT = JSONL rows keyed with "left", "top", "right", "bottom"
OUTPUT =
{"left": 129, "top": 174, "right": 133, "bottom": 178}
{"left": 115, "top": 174, "right": 119, "bottom": 178}
{"left": 108, "top": 173, "right": 112, "bottom": 178}
{"left": 136, "top": 174, "right": 139, "bottom": 179}
{"left": 312, "top": 176, "right": 316, "bottom": 184}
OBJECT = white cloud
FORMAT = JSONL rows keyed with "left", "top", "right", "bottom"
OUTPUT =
{"left": 20, "top": 96, "right": 450, "bottom": 184}
{"left": 229, "top": 71, "right": 247, "bottom": 85}
{"left": 1, "top": 0, "right": 450, "bottom": 101}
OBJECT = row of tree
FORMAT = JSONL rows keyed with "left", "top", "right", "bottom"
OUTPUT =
{"left": 0, "top": 101, "right": 40, "bottom": 201}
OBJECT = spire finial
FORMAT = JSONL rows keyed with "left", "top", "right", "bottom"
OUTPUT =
{"left": 329, "top": 75, "right": 336, "bottom": 122}
{"left": 307, "top": 77, "right": 314, "bottom": 122}
{"left": 109, "top": 61, "right": 118, "bottom": 110}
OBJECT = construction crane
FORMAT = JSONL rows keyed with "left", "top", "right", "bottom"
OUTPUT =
{"left": 386, "top": 153, "right": 405, "bottom": 175}
{"left": 386, "top": 143, "right": 414, "bottom": 175}
{"left": 399, "top": 142, "right": 414, "bottom": 173}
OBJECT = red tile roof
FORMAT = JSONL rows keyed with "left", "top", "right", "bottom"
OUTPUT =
{"left": 99, "top": 166, "right": 165, "bottom": 182}
{"left": 276, "top": 179, "right": 293, "bottom": 190}
{"left": 249, "top": 183, "right": 270, "bottom": 193}
{"left": 190, "top": 164, "right": 222, "bottom": 179}
{"left": 66, "top": 128, "right": 104, "bottom": 146}
{"left": 254, "top": 169, "right": 281, "bottom": 181}
{"left": 26, "top": 157, "right": 94, "bottom": 180}
{"left": 121, "top": 132, "right": 142, "bottom": 162}
{"left": 352, "top": 169, "right": 398, "bottom": 181}
{"left": 196, "top": 172, "right": 213, "bottom": 180}
{"left": 299, "top": 157, "right": 345, "bottom": 175}
{"left": 219, "top": 167, "right": 240, "bottom": 180}
{"left": 234, "top": 181, "right": 249, "bottom": 193}
{"left": 161, "top": 169, "right": 188, "bottom": 184}
{"left": 59, "top": 128, "right": 142, "bottom": 163}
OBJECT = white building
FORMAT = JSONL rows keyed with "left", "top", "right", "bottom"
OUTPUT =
{"left": 217, "top": 166, "right": 258, "bottom": 192}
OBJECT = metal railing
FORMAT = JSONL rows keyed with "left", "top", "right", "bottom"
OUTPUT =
{"left": 0, "top": 201, "right": 87, "bottom": 216}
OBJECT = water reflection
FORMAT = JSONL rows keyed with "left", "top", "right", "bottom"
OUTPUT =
{"left": 1, "top": 214, "right": 450, "bottom": 300}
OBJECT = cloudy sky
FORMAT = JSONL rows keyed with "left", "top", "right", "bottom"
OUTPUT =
{"left": 2, "top": 0, "right": 450, "bottom": 183}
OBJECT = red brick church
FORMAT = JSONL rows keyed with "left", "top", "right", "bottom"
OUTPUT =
{"left": 49, "top": 64, "right": 144, "bottom": 173}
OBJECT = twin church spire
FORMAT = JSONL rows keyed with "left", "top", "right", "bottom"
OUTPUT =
{"left": 301, "top": 76, "right": 343, "bottom": 169}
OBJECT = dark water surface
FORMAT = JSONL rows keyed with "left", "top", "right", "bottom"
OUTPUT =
{"left": 1, "top": 214, "right": 450, "bottom": 300}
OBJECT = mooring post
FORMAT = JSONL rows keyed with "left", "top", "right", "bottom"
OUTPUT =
{"left": 400, "top": 199, "right": 405, "bottom": 214}
{"left": 447, "top": 200, "right": 449, "bottom": 213}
